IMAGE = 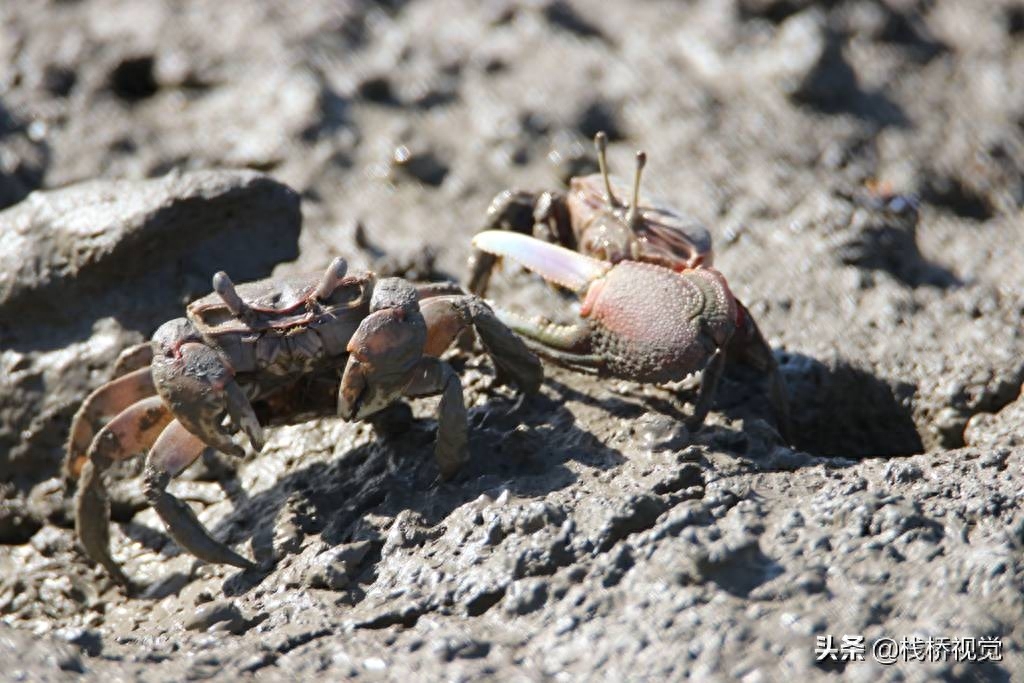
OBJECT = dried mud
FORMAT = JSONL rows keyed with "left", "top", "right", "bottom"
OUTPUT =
{"left": 1, "top": 1, "right": 1022, "bottom": 681}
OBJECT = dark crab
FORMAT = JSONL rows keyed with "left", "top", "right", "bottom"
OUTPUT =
{"left": 65, "top": 259, "right": 541, "bottom": 588}
{"left": 468, "top": 132, "right": 789, "bottom": 436}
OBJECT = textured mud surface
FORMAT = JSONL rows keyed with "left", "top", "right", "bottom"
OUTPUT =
{"left": 1, "top": 0, "right": 1023, "bottom": 680}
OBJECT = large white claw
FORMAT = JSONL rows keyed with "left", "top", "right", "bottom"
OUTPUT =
{"left": 472, "top": 231, "right": 611, "bottom": 293}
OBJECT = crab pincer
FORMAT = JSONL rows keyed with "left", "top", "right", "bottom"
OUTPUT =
{"left": 340, "top": 278, "right": 543, "bottom": 479}
{"left": 473, "top": 230, "right": 741, "bottom": 431}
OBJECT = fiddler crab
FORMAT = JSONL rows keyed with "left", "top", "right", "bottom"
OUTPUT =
{"left": 65, "top": 261, "right": 542, "bottom": 588}
{"left": 468, "top": 132, "right": 789, "bottom": 437}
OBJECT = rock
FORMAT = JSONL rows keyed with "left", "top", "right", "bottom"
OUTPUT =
{"left": 0, "top": 170, "right": 300, "bottom": 478}
{"left": 184, "top": 600, "right": 248, "bottom": 634}
{"left": 304, "top": 542, "right": 375, "bottom": 591}
{"left": 502, "top": 577, "right": 549, "bottom": 615}
{"left": 0, "top": 170, "right": 300, "bottom": 330}
{"left": 390, "top": 144, "right": 448, "bottom": 186}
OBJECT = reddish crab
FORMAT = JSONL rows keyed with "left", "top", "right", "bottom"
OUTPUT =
{"left": 468, "top": 132, "right": 789, "bottom": 436}
{"left": 65, "top": 260, "right": 541, "bottom": 588}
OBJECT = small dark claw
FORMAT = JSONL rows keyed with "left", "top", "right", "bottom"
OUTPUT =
{"left": 339, "top": 279, "right": 427, "bottom": 420}
{"left": 224, "top": 379, "right": 264, "bottom": 451}
{"left": 150, "top": 340, "right": 249, "bottom": 457}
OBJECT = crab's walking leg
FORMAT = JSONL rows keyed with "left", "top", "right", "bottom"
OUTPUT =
{"left": 404, "top": 358, "right": 468, "bottom": 479}
{"left": 686, "top": 346, "right": 727, "bottom": 432}
{"left": 419, "top": 295, "right": 543, "bottom": 393}
{"left": 111, "top": 342, "right": 155, "bottom": 377}
{"left": 727, "top": 300, "right": 792, "bottom": 442}
{"left": 75, "top": 395, "right": 172, "bottom": 587}
{"left": 144, "top": 420, "right": 256, "bottom": 570}
{"left": 65, "top": 365, "right": 157, "bottom": 482}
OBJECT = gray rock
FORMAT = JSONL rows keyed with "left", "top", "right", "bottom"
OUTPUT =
{"left": 0, "top": 170, "right": 300, "bottom": 479}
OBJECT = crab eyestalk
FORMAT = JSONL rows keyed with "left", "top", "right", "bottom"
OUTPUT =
{"left": 212, "top": 271, "right": 250, "bottom": 318}
{"left": 314, "top": 257, "right": 349, "bottom": 301}
{"left": 625, "top": 150, "right": 647, "bottom": 230}
{"left": 594, "top": 131, "right": 619, "bottom": 208}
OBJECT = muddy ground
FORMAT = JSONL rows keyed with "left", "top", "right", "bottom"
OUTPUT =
{"left": 1, "top": 0, "right": 1023, "bottom": 680}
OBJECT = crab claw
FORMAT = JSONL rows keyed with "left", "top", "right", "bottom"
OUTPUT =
{"left": 338, "top": 278, "right": 427, "bottom": 420}
{"left": 151, "top": 320, "right": 263, "bottom": 455}
{"left": 472, "top": 230, "right": 610, "bottom": 293}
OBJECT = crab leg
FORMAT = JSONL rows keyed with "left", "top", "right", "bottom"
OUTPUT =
{"left": 143, "top": 420, "right": 256, "bottom": 570}
{"left": 467, "top": 190, "right": 547, "bottom": 296}
{"left": 727, "top": 300, "right": 792, "bottom": 441}
{"left": 488, "top": 308, "right": 605, "bottom": 375}
{"left": 686, "top": 346, "right": 727, "bottom": 432}
{"left": 419, "top": 295, "right": 543, "bottom": 393}
{"left": 65, "top": 366, "right": 158, "bottom": 481}
{"left": 110, "top": 342, "right": 155, "bottom": 377}
{"left": 75, "top": 395, "right": 172, "bottom": 587}
{"left": 403, "top": 357, "right": 468, "bottom": 479}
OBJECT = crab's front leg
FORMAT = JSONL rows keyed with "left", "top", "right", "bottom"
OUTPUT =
{"left": 403, "top": 357, "right": 468, "bottom": 478}
{"left": 65, "top": 343, "right": 156, "bottom": 483}
{"left": 150, "top": 318, "right": 264, "bottom": 456}
{"left": 419, "top": 294, "right": 543, "bottom": 393}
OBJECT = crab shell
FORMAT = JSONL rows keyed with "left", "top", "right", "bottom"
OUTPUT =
{"left": 567, "top": 173, "right": 714, "bottom": 271}
{"left": 175, "top": 270, "right": 374, "bottom": 379}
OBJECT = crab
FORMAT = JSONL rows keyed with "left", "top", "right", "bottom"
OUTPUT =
{"left": 64, "top": 259, "right": 542, "bottom": 588}
{"left": 468, "top": 132, "right": 789, "bottom": 436}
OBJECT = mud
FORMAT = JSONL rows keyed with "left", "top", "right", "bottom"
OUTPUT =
{"left": 1, "top": 0, "right": 1022, "bottom": 680}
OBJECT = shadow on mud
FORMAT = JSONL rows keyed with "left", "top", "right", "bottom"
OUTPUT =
{"left": 115, "top": 388, "right": 623, "bottom": 600}
{"left": 777, "top": 351, "right": 923, "bottom": 458}
{"left": 108, "top": 348, "right": 924, "bottom": 599}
